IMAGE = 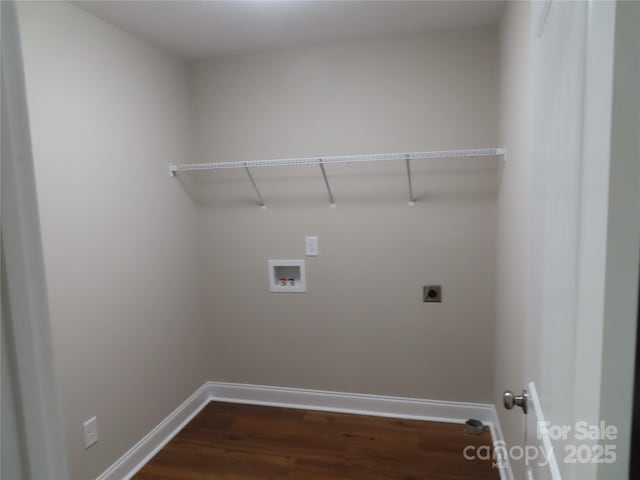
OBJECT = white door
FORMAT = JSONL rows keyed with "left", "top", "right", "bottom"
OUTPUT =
{"left": 525, "top": 1, "right": 588, "bottom": 478}
{"left": 503, "top": 1, "right": 626, "bottom": 480}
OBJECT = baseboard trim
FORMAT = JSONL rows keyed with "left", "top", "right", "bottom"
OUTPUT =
{"left": 98, "top": 381, "right": 513, "bottom": 480}
{"left": 96, "top": 382, "right": 210, "bottom": 480}
{"left": 209, "top": 381, "right": 493, "bottom": 424}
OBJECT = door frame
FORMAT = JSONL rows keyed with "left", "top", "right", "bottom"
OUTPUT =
{"left": 630, "top": 257, "right": 640, "bottom": 477}
{"left": 1, "top": 1, "right": 69, "bottom": 478}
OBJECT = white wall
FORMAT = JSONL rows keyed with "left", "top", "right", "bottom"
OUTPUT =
{"left": 190, "top": 29, "right": 500, "bottom": 402}
{"left": 495, "top": 1, "right": 532, "bottom": 472}
{"left": 17, "top": 2, "right": 208, "bottom": 479}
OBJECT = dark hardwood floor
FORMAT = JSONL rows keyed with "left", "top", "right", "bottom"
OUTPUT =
{"left": 134, "top": 402, "right": 500, "bottom": 480}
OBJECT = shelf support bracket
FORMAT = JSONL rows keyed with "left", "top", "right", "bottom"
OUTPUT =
{"left": 319, "top": 161, "right": 336, "bottom": 208}
{"left": 405, "top": 155, "right": 415, "bottom": 207}
{"left": 244, "top": 165, "right": 266, "bottom": 209}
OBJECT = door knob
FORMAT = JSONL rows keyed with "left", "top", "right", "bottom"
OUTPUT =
{"left": 503, "top": 389, "right": 529, "bottom": 414}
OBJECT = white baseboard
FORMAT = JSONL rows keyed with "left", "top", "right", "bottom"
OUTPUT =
{"left": 209, "top": 381, "right": 495, "bottom": 424}
{"left": 98, "top": 381, "right": 513, "bottom": 480}
{"left": 96, "top": 383, "right": 210, "bottom": 480}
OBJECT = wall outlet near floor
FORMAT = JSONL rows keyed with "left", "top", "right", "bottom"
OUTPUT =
{"left": 83, "top": 416, "right": 98, "bottom": 449}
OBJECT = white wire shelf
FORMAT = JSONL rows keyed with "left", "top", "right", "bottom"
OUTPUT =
{"left": 170, "top": 148, "right": 504, "bottom": 173}
{"left": 169, "top": 147, "right": 505, "bottom": 208}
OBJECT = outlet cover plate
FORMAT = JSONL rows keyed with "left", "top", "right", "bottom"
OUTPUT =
{"left": 83, "top": 416, "right": 98, "bottom": 449}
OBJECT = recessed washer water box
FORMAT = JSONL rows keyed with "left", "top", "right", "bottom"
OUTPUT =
{"left": 268, "top": 260, "right": 306, "bottom": 293}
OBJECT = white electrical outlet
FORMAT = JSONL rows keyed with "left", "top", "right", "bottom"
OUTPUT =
{"left": 83, "top": 416, "right": 98, "bottom": 449}
{"left": 305, "top": 236, "right": 319, "bottom": 256}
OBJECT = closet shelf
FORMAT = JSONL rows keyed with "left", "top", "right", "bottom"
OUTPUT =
{"left": 169, "top": 147, "right": 505, "bottom": 208}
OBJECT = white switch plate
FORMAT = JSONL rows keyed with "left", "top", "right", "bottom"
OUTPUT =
{"left": 83, "top": 416, "right": 98, "bottom": 449}
{"left": 305, "top": 236, "right": 319, "bottom": 256}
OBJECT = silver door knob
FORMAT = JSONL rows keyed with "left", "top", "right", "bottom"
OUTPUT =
{"left": 503, "top": 389, "right": 529, "bottom": 414}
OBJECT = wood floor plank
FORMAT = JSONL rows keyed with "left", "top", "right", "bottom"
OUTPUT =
{"left": 133, "top": 402, "right": 500, "bottom": 480}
